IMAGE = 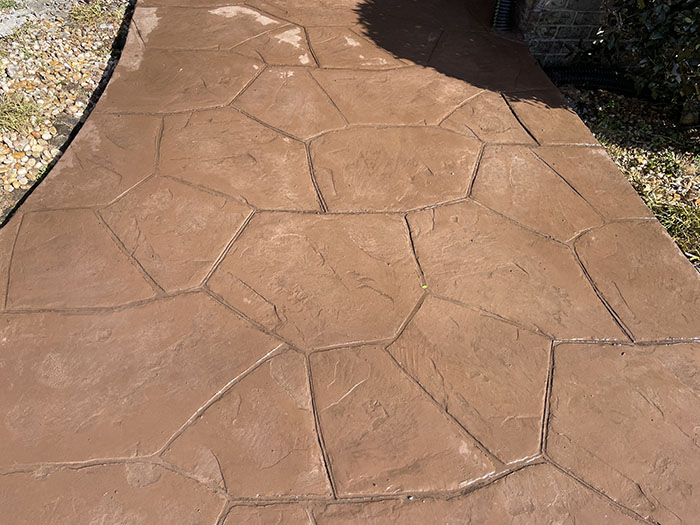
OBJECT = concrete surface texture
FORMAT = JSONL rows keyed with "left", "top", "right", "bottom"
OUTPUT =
{"left": 0, "top": 0, "right": 699, "bottom": 523}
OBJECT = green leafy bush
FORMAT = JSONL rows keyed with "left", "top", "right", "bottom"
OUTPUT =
{"left": 586, "top": 0, "right": 700, "bottom": 122}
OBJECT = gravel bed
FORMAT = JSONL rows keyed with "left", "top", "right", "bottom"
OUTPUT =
{"left": 0, "top": 0, "right": 130, "bottom": 222}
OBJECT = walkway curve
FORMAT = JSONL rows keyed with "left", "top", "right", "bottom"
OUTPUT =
{"left": 1, "top": 0, "right": 699, "bottom": 522}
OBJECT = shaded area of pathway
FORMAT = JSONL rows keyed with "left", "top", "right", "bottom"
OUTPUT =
{"left": 1, "top": 0, "right": 699, "bottom": 523}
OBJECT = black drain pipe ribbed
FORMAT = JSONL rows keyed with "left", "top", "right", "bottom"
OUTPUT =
{"left": 492, "top": 0, "right": 514, "bottom": 31}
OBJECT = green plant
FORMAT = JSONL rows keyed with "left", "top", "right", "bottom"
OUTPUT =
{"left": 70, "top": 0, "right": 121, "bottom": 26}
{"left": 648, "top": 200, "right": 700, "bottom": 265}
{"left": 586, "top": 0, "right": 700, "bottom": 122}
{"left": 0, "top": 0, "right": 21, "bottom": 10}
{"left": 0, "top": 93, "right": 39, "bottom": 132}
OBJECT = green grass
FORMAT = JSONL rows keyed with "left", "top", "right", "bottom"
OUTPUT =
{"left": 0, "top": 93, "right": 39, "bottom": 133}
{"left": 70, "top": 0, "right": 122, "bottom": 26}
{"left": 0, "top": 0, "right": 21, "bottom": 10}
{"left": 648, "top": 200, "right": 700, "bottom": 266}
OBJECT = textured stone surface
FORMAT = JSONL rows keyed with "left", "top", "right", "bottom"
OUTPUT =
{"left": 235, "top": 67, "right": 346, "bottom": 139}
{"left": 0, "top": 464, "right": 224, "bottom": 523}
{"left": 312, "top": 67, "right": 479, "bottom": 125}
{"left": 164, "top": 351, "right": 331, "bottom": 498}
{"left": 133, "top": 6, "right": 283, "bottom": 50}
{"left": 102, "top": 177, "right": 251, "bottom": 291}
{"left": 160, "top": 108, "right": 318, "bottom": 210}
{"left": 472, "top": 145, "right": 603, "bottom": 240}
{"left": 0, "top": 293, "right": 281, "bottom": 464}
{"left": 208, "top": 213, "right": 422, "bottom": 349}
{"left": 311, "top": 127, "right": 480, "bottom": 211}
{"left": 224, "top": 504, "right": 312, "bottom": 524}
{"left": 247, "top": 0, "right": 362, "bottom": 27}
{"left": 388, "top": 296, "right": 551, "bottom": 463}
{"left": 576, "top": 221, "right": 700, "bottom": 340}
{"left": 429, "top": 31, "right": 553, "bottom": 92}
{"left": 534, "top": 146, "right": 653, "bottom": 220}
{"left": 549, "top": 343, "right": 700, "bottom": 523}
{"left": 407, "top": 202, "right": 624, "bottom": 339}
{"left": 310, "top": 346, "right": 495, "bottom": 495}
{"left": 506, "top": 90, "right": 597, "bottom": 144}
{"left": 236, "top": 25, "right": 314, "bottom": 66}
{"left": 0, "top": 214, "right": 20, "bottom": 309}
{"left": 313, "top": 464, "right": 639, "bottom": 523}
{"left": 100, "top": 28, "right": 261, "bottom": 113}
{"left": 441, "top": 90, "right": 534, "bottom": 143}
{"left": 307, "top": 26, "right": 403, "bottom": 69}
{"left": 7, "top": 209, "right": 153, "bottom": 310}
{"left": 23, "top": 113, "right": 161, "bottom": 211}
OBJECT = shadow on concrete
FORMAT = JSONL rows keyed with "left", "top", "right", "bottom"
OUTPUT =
{"left": 353, "top": 0, "right": 568, "bottom": 108}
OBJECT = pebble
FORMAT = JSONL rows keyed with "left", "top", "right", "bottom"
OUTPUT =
{"left": 0, "top": 1, "right": 127, "bottom": 204}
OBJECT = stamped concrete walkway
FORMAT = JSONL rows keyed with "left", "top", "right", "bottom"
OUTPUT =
{"left": 1, "top": 0, "right": 700, "bottom": 523}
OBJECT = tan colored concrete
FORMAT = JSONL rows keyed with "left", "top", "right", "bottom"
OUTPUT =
{"left": 1, "top": 0, "right": 699, "bottom": 522}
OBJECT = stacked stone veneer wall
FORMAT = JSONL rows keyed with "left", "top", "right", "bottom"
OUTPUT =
{"left": 517, "top": 0, "right": 605, "bottom": 66}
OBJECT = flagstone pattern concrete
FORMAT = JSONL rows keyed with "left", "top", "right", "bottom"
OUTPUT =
{"left": 0, "top": 0, "right": 699, "bottom": 522}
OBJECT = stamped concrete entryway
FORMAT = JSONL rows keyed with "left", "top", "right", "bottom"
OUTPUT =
{"left": 1, "top": 0, "right": 699, "bottom": 523}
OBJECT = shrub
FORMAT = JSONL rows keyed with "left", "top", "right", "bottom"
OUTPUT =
{"left": 586, "top": 0, "right": 700, "bottom": 122}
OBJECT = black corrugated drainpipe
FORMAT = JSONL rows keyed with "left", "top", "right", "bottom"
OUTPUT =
{"left": 492, "top": 0, "right": 514, "bottom": 31}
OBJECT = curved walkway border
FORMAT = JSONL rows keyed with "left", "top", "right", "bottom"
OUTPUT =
{"left": 1, "top": 0, "right": 699, "bottom": 522}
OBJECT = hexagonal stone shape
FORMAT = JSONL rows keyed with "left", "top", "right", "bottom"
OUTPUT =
{"left": 160, "top": 107, "right": 319, "bottom": 210}
{"left": 163, "top": 351, "right": 331, "bottom": 498}
{"left": 534, "top": 146, "right": 652, "bottom": 221}
{"left": 310, "top": 346, "right": 495, "bottom": 496}
{"left": 0, "top": 293, "right": 282, "bottom": 464}
{"left": 7, "top": 209, "right": 154, "bottom": 310}
{"left": 388, "top": 296, "right": 551, "bottom": 463}
{"left": 312, "top": 68, "right": 479, "bottom": 125}
{"left": 133, "top": 6, "right": 284, "bottom": 50}
{"left": 576, "top": 220, "right": 700, "bottom": 340}
{"left": 208, "top": 213, "right": 422, "bottom": 349}
{"left": 307, "top": 26, "right": 404, "bottom": 69}
{"left": 441, "top": 90, "right": 535, "bottom": 144}
{"left": 471, "top": 145, "right": 603, "bottom": 241}
{"left": 313, "top": 464, "right": 640, "bottom": 523}
{"left": 23, "top": 113, "right": 161, "bottom": 212}
{"left": 548, "top": 343, "right": 700, "bottom": 523}
{"left": 310, "top": 127, "right": 480, "bottom": 211}
{"left": 235, "top": 67, "right": 346, "bottom": 140}
{"left": 0, "top": 464, "right": 224, "bottom": 523}
{"left": 99, "top": 27, "right": 262, "bottom": 113}
{"left": 407, "top": 201, "right": 625, "bottom": 339}
{"left": 101, "top": 177, "right": 252, "bottom": 292}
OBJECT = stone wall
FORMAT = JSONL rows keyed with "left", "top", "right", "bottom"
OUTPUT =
{"left": 517, "top": 0, "right": 605, "bottom": 66}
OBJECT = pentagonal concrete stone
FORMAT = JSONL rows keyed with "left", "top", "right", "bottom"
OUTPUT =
{"left": 576, "top": 221, "right": 700, "bottom": 340}
{"left": 236, "top": 25, "right": 314, "bottom": 66}
{"left": 235, "top": 67, "right": 346, "bottom": 140}
{"left": 163, "top": 351, "right": 331, "bottom": 498}
{"left": 159, "top": 107, "right": 318, "bottom": 210}
{"left": 310, "top": 346, "right": 494, "bottom": 496}
{"left": 471, "top": 145, "right": 603, "bottom": 241}
{"left": 207, "top": 213, "right": 422, "bottom": 349}
{"left": 307, "top": 26, "right": 403, "bottom": 69}
{"left": 23, "top": 113, "right": 161, "bottom": 212}
{"left": 133, "top": 6, "right": 284, "bottom": 50}
{"left": 506, "top": 89, "right": 597, "bottom": 145}
{"left": 310, "top": 127, "right": 480, "bottom": 211}
{"left": 7, "top": 209, "right": 154, "bottom": 310}
{"left": 548, "top": 342, "right": 700, "bottom": 524}
{"left": 534, "top": 146, "right": 653, "bottom": 220}
{"left": 101, "top": 177, "right": 252, "bottom": 292}
{"left": 312, "top": 68, "right": 479, "bottom": 125}
{"left": 441, "top": 90, "right": 535, "bottom": 144}
{"left": 388, "top": 296, "right": 551, "bottom": 463}
{"left": 0, "top": 464, "right": 224, "bottom": 523}
{"left": 407, "top": 201, "right": 625, "bottom": 339}
{"left": 312, "top": 464, "right": 639, "bottom": 523}
{"left": 100, "top": 26, "right": 262, "bottom": 113}
{"left": 0, "top": 293, "right": 282, "bottom": 464}
{"left": 225, "top": 504, "right": 313, "bottom": 524}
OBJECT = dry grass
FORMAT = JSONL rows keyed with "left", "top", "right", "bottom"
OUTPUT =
{"left": 0, "top": 93, "right": 39, "bottom": 132}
